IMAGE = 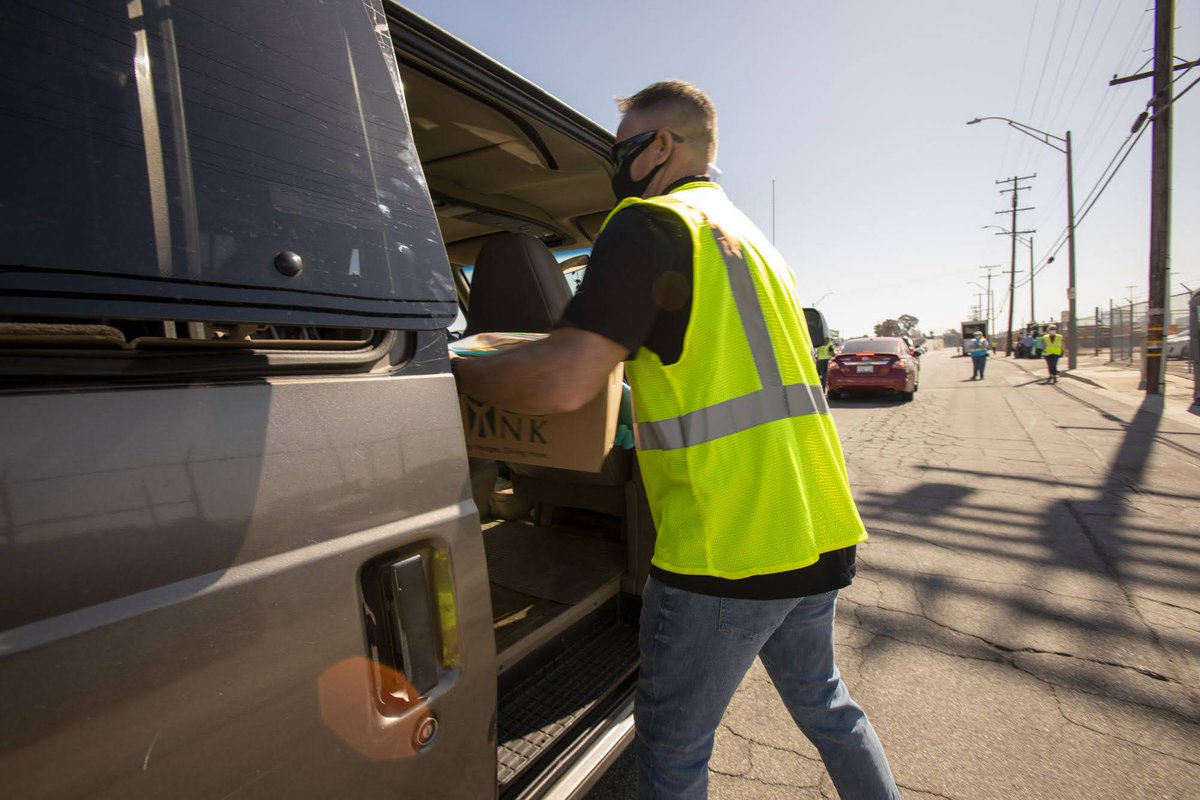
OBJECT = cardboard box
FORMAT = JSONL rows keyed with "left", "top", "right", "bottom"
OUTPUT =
{"left": 457, "top": 364, "right": 623, "bottom": 473}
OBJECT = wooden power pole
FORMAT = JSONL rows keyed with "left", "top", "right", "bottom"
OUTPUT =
{"left": 1145, "top": 0, "right": 1174, "bottom": 394}
{"left": 1111, "top": 0, "right": 1178, "bottom": 394}
{"left": 996, "top": 175, "right": 1036, "bottom": 355}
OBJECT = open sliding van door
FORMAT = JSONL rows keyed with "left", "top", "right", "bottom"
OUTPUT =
{"left": 0, "top": 1, "right": 496, "bottom": 797}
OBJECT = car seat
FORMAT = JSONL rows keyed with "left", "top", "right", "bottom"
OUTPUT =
{"left": 462, "top": 233, "right": 649, "bottom": 573}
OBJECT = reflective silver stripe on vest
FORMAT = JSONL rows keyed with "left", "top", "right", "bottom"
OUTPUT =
{"left": 635, "top": 203, "right": 826, "bottom": 452}
{"left": 708, "top": 223, "right": 783, "bottom": 389}
{"left": 637, "top": 382, "right": 828, "bottom": 452}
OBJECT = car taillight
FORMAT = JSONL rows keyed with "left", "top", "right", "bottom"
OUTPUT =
{"left": 828, "top": 360, "right": 841, "bottom": 371}
{"left": 893, "top": 359, "right": 908, "bottom": 369}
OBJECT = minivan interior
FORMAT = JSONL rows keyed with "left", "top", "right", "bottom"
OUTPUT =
{"left": 394, "top": 25, "right": 651, "bottom": 795}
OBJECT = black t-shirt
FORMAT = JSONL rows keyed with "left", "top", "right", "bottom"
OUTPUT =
{"left": 560, "top": 179, "right": 857, "bottom": 601}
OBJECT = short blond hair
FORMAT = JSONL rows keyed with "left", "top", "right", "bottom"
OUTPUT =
{"left": 617, "top": 80, "right": 717, "bottom": 162}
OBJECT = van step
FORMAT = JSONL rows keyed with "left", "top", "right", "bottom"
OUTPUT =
{"left": 497, "top": 622, "right": 639, "bottom": 788}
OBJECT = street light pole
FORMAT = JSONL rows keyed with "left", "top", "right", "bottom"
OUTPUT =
{"left": 967, "top": 116, "right": 1078, "bottom": 369}
{"left": 1029, "top": 234, "right": 1035, "bottom": 325}
{"left": 1065, "top": 130, "right": 1078, "bottom": 371}
{"left": 978, "top": 263, "right": 1003, "bottom": 340}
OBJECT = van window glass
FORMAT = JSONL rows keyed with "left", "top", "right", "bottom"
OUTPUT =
{"left": 0, "top": 0, "right": 455, "bottom": 329}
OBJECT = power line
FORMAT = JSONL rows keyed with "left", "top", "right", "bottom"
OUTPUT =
{"left": 1056, "top": 0, "right": 1128, "bottom": 127}
{"left": 1075, "top": 125, "right": 1147, "bottom": 223}
{"left": 1165, "top": 71, "right": 1200, "bottom": 107}
{"left": 1045, "top": 0, "right": 1104, "bottom": 136}
{"left": 1030, "top": 1, "right": 1143, "bottom": 232}
{"left": 1038, "top": 0, "right": 1084, "bottom": 126}
{"left": 1014, "top": 121, "right": 1149, "bottom": 288}
{"left": 1014, "top": 0, "right": 1068, "bottom": 171}
{"left": 1041, "top": 2, "right": 1152, "bottom": 179}
{"left": 1000, "top": 0, "right": 1044, "bottom": 178}
{"left": 1113, "top": 3, "right": 1155, "bottom": 77}
{"left": 1026, "top": 0, "right": 1067, "bottom": 122}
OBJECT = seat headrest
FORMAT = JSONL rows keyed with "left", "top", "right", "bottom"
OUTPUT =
{"left": 464, "top": 233, "right": 573, "bottom": 336}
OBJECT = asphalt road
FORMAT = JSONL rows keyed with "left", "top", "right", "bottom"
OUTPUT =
{"left": 587, "top": 347, "right": 1200, "bottom": 799}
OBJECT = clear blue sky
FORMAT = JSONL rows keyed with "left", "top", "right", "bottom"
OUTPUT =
{"left": 400, "top": 0, "right": 1198, "bottom": 338}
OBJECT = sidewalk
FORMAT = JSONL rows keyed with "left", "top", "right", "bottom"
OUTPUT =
{"left": 1002, "top": 351, "right": 1200, "bottom": 430}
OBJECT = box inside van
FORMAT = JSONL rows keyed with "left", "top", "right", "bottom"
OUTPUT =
{"left": 0, "top": 3, "right": 648, "bottom": 798}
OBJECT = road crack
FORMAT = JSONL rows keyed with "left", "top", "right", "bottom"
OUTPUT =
{"left": 841, "top": 598, "right": 1198, "bottom": 721}
{"left": 1047, "top": 684, "right": 1200, "bottom": 767}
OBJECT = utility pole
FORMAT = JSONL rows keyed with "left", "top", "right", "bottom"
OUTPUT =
{"left": 996, "top": 175, "right": 1036, "bottom": 355}
{"left": 1109, "top": 0, "right": 1176, "bottom": 394}
{"left": 1145, "top": 0, "right": 1173, "bottom": 395}
{"left": 979, "top": 265, "right": 1002, "bottom": 335}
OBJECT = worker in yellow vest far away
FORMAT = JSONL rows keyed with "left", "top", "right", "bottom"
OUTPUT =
{"left": 453, "top": 80, "right": 899, "bottom": 799}
{"left": 816, "top": 337, "right": 836, "bottom": 389}
{"left": 1040, "top": 325, "right": 1065, "bottom": 384}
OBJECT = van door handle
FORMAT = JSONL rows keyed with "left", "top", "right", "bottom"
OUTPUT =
{"left": 381, "top": 554, "right": 441, "bottom": 695}
{"left": 362, "top": 552, "right": 441, "bottom": 697}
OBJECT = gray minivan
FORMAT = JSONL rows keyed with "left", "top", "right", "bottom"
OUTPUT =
{"left": 0, "top": 2, "right": 650, "bottom": 797}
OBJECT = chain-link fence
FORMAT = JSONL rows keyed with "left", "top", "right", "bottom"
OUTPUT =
{"left": 1071, "top": 289, "right": 1195, "bottom": 394}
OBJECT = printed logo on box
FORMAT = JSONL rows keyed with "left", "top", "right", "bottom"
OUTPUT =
{"left": 463, "top": 397, "right": 548, "bottom": 444}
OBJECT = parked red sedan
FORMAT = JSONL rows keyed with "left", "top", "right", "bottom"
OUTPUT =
{"left": 827, "top": 337, "right": 919, "bottom": 402}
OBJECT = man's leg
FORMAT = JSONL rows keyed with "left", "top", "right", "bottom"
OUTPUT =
{"left": 979, "top": 357, "right": 986, "bottom": 378}
{"left": 759, "top": 590, "right": 900, "bottom": 800}
{"left": 636, "top": 577, "right": 792, "bottom": 799}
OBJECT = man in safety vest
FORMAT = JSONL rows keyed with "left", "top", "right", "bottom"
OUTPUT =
{"left": 1040, "top": 325, "right": 1064, "bottom": 383}
{"left": 454, "top": 80, "right": 898, "bottom": 800}
{"left": 816, "top": 337, "right": 836, "bottom": 389}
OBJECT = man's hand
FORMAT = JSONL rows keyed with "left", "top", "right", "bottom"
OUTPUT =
{"left": 452, "top": 327, "right": 627, "bottom": 415}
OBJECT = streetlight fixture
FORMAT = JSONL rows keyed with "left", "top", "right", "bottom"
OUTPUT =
{"left": 967, "top": 116, "right": 1078, "bottom": 371}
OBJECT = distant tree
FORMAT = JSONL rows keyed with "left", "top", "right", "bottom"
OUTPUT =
{"left": 874, "top": 319, "right": 903, "bottom": 337}
{"left": 898, "top": 314, "right": 920, "bottom": 335}
{"left": 943, "top": 328, "right": 963, "bottom": 347}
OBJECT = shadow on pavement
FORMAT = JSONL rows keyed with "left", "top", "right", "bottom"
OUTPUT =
{"left": 853, "top": 394, "right": 1198, "bottom": 723}
{"left": 589, "top": 394, "right": 1198, "bottom": 798}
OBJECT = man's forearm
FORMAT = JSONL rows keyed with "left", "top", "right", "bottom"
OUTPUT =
{"left": 452, "top": 329, "right": 624, "bottom": 416}
{"left": 454, "top": 342, "right": 567, "bottom": 414}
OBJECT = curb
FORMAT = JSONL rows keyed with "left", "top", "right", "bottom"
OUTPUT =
{"left": 1060, "top": 372, "right": 1109, "bottom": 390}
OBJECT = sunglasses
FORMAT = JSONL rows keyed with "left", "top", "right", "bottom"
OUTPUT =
{"left": 610, "top": 129, "right": 684, "bottom": 168}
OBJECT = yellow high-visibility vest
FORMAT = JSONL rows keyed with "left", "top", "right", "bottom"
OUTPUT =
{"left": 1042, "top": 334, "right": 1063, "bottom": 355}
{"left": 604, "top": 182, "right": 866, "bottom": 579}
{"left": 816, "top": 342, "right": 834, "bottom": 360}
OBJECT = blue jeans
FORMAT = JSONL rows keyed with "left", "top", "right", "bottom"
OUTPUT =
{"left": 971, "top": 354, "right": 987, "bottom": 378}
{"left": 1045, "top": 354, "right": 1060, "bottom": 377}
{"left": 636, "top": 577, "right": 899, "bottom": 799}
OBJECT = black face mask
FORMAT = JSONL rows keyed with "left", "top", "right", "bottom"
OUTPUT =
{"left": 611, "top": 135, "right": 665, "bottom": 200}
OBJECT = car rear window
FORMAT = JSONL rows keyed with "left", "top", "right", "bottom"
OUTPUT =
{"left": 839, "top": 339, "right": 901, "bottom": 355}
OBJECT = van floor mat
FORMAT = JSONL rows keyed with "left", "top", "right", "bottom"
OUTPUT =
{"left": 483, "top": 521, "right": 624, "bottom": 605}
{"left": 497, "top": 622, "right": 639, "bottom": 788}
